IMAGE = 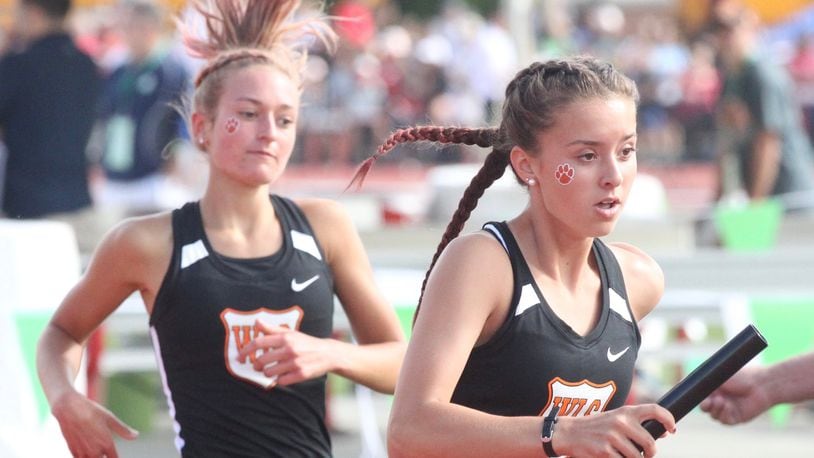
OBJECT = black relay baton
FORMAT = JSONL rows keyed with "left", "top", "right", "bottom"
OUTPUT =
{"left": 641, "top": 324, "right": 768, "bottom": 440}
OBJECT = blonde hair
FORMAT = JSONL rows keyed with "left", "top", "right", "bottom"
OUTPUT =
{"left": 179, "top": 0, "right": 336, "bottom": 117}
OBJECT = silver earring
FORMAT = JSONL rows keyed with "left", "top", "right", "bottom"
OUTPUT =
{"left": 527, "top": 177, "right": 536, "bottom": 186}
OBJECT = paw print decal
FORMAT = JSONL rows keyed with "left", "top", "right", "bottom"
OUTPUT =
{"left": 225, "top": 117, "right": 239, "bottom": 134}
{"left": 555, "top": 163, "right": 574, "bottom": 185}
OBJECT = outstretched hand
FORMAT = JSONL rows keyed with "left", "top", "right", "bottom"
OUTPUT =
{"left": 555, "top": 404, "right": 675, "bottom": 458}
{"left": 51, "top": 390, "right": 138, "bottom": 458}
{"left": 237, "top": 320, "right": 337, "bottom": 386}
{"left": 700, "top": 367, "right": 771, "bottom": 425}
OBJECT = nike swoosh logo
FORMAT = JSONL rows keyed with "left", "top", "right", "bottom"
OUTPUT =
{"left": 291, "top": 275, "right": 320, "bottom": 292}
{"left": 607, "top": 346, "right": 630, "bottom": 362}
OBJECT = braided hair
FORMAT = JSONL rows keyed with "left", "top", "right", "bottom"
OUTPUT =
{"left": 348, "top": 56, "right": 639, "bottom": 321}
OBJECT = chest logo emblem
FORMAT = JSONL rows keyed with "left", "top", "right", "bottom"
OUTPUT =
{"left": 606, "top": 346, "right": 630, "bottom": 362}
{"left": 221, "top": 307, "right": 303, "bottom": 388}
{"left": 291, "top": 274, "right": 320, "bottom": 292}
{"left": 539, "top": 377, "right": 617, "bottom": 417}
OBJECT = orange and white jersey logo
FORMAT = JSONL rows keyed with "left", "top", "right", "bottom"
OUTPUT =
{"left": 220, "top": 307, "right": 303, "bottom": 388}
{"left": 539, "top": 377, "right": 617, "bottom": 417}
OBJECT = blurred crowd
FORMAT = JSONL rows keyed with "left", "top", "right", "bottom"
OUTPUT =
{"left": 3, "top": 0, "right": 811, "bottom": 166}
{"left": 1, "top": 0, "right": 814, "bottom": 241}
{"left": 288, "top": 0, "right": 814, "bottom": 168}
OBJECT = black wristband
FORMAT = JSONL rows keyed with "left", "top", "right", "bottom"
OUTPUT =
{"left": 541, "top": 405, "right": 560, "bottom": 457}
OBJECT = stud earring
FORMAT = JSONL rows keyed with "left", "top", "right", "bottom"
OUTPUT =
{"left": 527, "top": 177, "right": 537, "bottom": 186}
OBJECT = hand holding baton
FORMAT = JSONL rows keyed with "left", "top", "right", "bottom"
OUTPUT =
{"left": 641, "top": 324, "right": 768, "bottom": 439}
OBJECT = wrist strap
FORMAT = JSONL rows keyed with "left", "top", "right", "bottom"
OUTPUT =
{"left": 541, "top": 405, "right": 560, "bottom": 457}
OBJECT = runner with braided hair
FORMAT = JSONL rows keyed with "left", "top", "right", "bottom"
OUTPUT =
{"left": 352, "top": 56, "right": 677, "bottom": 457}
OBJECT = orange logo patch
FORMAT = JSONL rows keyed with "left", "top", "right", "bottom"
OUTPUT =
{"left": 220, "top": 307, "right": 303, "bottom": 388}
{"left": 539, "top": 377, "right": 617, "bottom": 417}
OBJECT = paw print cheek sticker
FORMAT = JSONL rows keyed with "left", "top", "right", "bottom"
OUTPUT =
{"left": 555, "top": 163, "right": 575, "bottom": 185}
{"left": 225, "top": 117, "right": 239, "bottom": 134}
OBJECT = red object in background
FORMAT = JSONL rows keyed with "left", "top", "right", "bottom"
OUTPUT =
{"left": 332, "top": 1, "right": 376, "bottom": 48}
{"left": 789, "top": 36, "right": 814, "bottom": 81}
{"left": 382, "top": 205, "right": 412, "bottom": 226}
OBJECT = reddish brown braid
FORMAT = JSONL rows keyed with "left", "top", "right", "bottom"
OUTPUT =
{"left": 346, "top": 126, "right": 496, "bottom": 191}
{"left": 413, "top": 146, "right": 510, "bottom": 322}
{"left": 345, "top": 124, "right": 509, "bottom": 323}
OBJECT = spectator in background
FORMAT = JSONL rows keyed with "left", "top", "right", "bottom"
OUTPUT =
{"left": 297, "top": 46, "right": 360, "bottom": 166}
{"left": 93, "top": 0, "right": 191, "bottom": 217}
{"left": 674, "top": 39, "right": 721, "bottom": 162}
{"left": 0, "top": 0, "right": 101, "bottom": 251}
{"left": 788, "top": 33, "right": 814, "bottom": 145}
{"left": 712, "top": 6, "right": 814, "bottom": 206}
{"left": 458, "top": 9, "right": 518, "bottom": 122}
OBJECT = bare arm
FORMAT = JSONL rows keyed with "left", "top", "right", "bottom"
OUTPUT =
{"left": 702, "top": 352, "right": 814, "bottom": 424}
{"left": 388, "top": 233, "right": 542, "bottom": 458}
{"left": 388, "top": 234, "right": 674, "bottom": 458}
{"left": 766, "top": 352, "right": 814, "bottom": 404}
{"left": 609, "top": 242, "right": 665, "bottom": 321}
{"left": 36, "top": 215, "right": 171, "bottom": 457}
{"left": 238, "top": 198, "right": 405, "bottom": 393}
{"left": 307, "top": 198, "right": 406, "bottom": 393}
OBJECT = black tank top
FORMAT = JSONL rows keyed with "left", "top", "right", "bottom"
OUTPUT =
{"left": 451, "top": 221, "right": 640, "bottom": 417}
{"left": 149, "top": 195, "right": 335, "bottom": 457}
